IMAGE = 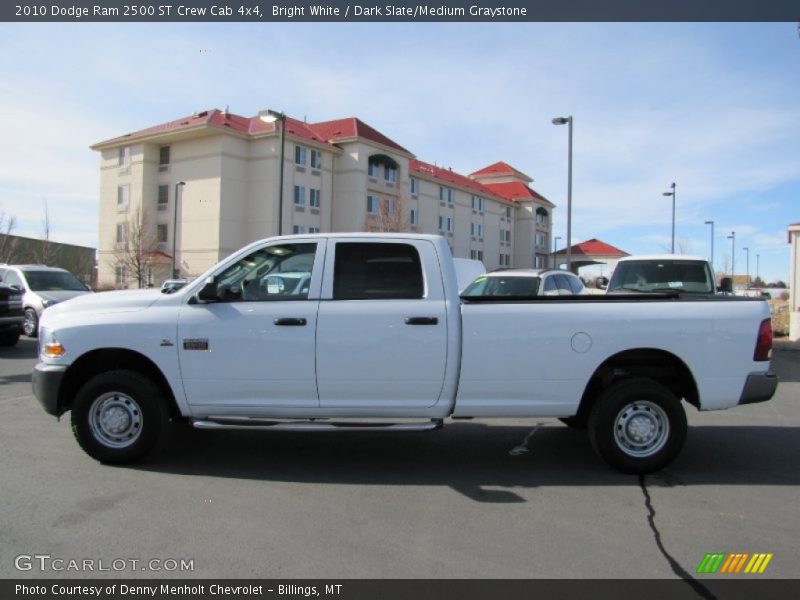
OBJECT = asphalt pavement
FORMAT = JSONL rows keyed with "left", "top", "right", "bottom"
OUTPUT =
{"left": 1, "top": 337, "right": 798, "bottom": 580}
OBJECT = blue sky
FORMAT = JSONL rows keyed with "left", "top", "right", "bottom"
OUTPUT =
{"left": 1, "top": 22, "right": 798, "bottom": 282}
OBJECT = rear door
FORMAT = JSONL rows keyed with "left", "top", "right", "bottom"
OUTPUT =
{"left": 315, "top": 238, "right": 448, "bottom": 409}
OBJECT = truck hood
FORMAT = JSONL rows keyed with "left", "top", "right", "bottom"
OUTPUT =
{"left": 43, "top": 289, "right": 163, "bottom": 318}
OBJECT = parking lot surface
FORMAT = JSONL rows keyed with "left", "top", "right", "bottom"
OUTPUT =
{"left": 1, "top": 337, "right": 798, "bottom": 579}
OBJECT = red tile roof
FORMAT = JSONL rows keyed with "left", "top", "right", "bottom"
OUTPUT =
{"left": 481, "top": 181, "right": 553, "bottom": 206}
{"left": 310, "top": 117, "right": 411, "bottom": 154}
{"left": 554, "top": 239, "right": 630, "bottom": 257}
{"left": 93, "top": 109, "right": 411, "bottom": 154}
{"left": 409, "top": 160, "right": 511, "bottom": 203}
{"left": 469, "top": 161, "right": 534, "bottom": 181}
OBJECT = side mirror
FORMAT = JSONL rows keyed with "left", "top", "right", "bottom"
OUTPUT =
{"left": 719, "top": 277, "right": 733, "bottom": 293}
{"left": 195, "top": 277, "right": 218, "bottom": 303}
{"left": 595, "top": 276, "right": 608, "bottom": 290}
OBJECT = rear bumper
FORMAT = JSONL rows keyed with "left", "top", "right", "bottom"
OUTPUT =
{"left": 738, "top": 371, "right": 778, "bottom": 405}
{"left": 32, "top": 363, "right": 67, "bottom": 416}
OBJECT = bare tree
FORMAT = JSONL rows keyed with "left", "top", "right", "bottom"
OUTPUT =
{"left": 112, "top": 206, "right": 158, "bottom": 288}
{"left": 35, "top": 199, "right": 58, "bottom": 265}
{"left": 0, "top": 209, "right": 18, "bottom": 263}
{"left": 675, "top": 237, "right": 693, "bottom": 255}
{"left": 365, "top": 194, "right": 411, "bottom": 233}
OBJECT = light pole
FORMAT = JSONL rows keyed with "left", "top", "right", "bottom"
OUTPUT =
{"left": 172, "top": 181, "right": 185, "bottom": 279}
{"left": 259, "top": 109, "right": 287, "bottom": 235}
{"left": 727, "top": 231, "right": 736, "bottom": 286}
{"left": 663, "top": 182, "right": 676, "bottom": 253}
{"left": 743, "top": 246, "right": 750, "bottom": 288}
{"left": 552, "top": 116, "right": 573, "bottom": 272}
{"left": 553, "top": 236, "right": 562, "bottom": 269}
{"left": 704, "top": 220, "right": 714, "bottom": 267}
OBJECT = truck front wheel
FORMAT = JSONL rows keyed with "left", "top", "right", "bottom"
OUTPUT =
{"left": 588, "top": 378, "right": 687, "bottom": 474}
{"left": 71, "top": 370, "right": 169, "bottom": 464}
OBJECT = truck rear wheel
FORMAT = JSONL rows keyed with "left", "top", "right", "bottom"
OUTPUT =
{"left": 588, "top": 378, "right": 686, "bottom": 474}
{"left": 71, "top": 370, "right": 169, "bottom": 464}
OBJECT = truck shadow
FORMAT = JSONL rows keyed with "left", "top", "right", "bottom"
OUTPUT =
{"left": 137, "top": 424, "right": 800, "bottom": 503}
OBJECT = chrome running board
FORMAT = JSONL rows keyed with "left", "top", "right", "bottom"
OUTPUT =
{"left": 192, "top": 418, "right": 443, "bottom": 432}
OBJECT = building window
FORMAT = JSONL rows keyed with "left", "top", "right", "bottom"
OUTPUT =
{"left": 438, "top": 216, "right": 453, "bottom": 233}
{"left": 471, "top": 223, "right": 483, "bottom": 237}
{"left": 309, "top": 188, "right": 320, "bottom": 208}
{"left": 368, "top": 162, "right": 379, "bottom": 178}
{"left": 118, "top": 147, "right": 130, "bottom": 169}
{"left": 386, "top": 198, "right": 396, "bottom": 214}
{"left": 384, "top": 166, "right": 397, "bottom": 183}
{"left": 295, "top": 146, "right": 307, "bottom": 166}
{"left": 470, "top": 250, "right": 484, "bottom": 261}
{"left": 310, "top": 149, "right": 322, "bottom": 169}
{"left": 116, "top": 223, "right": 127, "bottom": 247}
{"left": 439, "top": 186, "right": 454, "bottom": 205}
{"left": 157, "top": 224, "right": 168, "bottom": 244}
{"left": 535, "top": 255, "right": 545, "bottom": 269}
{"left": 115, "top": 266, "right": 127, "bottom": 288}
{"left": 367, "top": 195, "right": 380, "bottom": 214}
{"left": 117, "top": 185, "right": 129, "bottom": 210}
{"left": 536, "top": 207, "right": 549, "bottom": 225}
{"left": 294, "top": 186, "right": 306, "bottom": 205}
{"left": 471, "top": 196, "right": 484, "bottom": 213}
{"left": 535, "top": 233, "right": 547, "bottom": 248}
{"left": 505, "top": 206, "right": 512, "bottom": 219}
{"left": 293, "top": 225, "right": 307, "bottom": 234}
{"left": 410, "top": 209, "right": 418, "bottom": 226}
{"left": 502, "top": 229, "right": 512, "bottom": 243}
{"left": 410, "top": 178, "right": 419, "bottom": 196}
{"left": 309, "top": 227, "right": 320, "bottom": 234}
{"left": 157, "top": 185, "right": 169, "bottom": 210}
{"left": 159, "top": 146, "right": 170, "bottom": 167}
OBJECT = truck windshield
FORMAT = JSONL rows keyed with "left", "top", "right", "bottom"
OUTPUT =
{"left": 607, "top": 260, "right": 714, "bottom": 294}
{"left": 23, "top": 270, "right": 88, "bottom": 292}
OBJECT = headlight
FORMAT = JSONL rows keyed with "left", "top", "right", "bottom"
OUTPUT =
{"left": 39, "top": 329, "right": 65, "bottom": 359}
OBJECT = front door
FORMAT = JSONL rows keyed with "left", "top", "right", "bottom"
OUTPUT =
{"left": 177, "top": 240, "right": 324, "bottom": 415}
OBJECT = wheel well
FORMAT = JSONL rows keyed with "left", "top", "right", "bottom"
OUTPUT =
{"left": 58, "top": 348, "right": 182, "bottom": 419}
{"left": 576, "top": 348, "right": 700, "bottom": 420}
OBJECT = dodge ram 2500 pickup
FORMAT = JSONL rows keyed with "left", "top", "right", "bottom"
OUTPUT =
{"left": 32, "top": 234, "right": 777, "bottom": 473}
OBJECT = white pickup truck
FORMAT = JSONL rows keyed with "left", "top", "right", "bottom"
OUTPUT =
{"left": 33, "top": 234, "right": 777, "bottom": 473}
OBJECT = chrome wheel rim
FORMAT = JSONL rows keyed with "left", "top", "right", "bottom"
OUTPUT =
{"left": 89, "top": 393, "right": 143, "bottom": 448}
{"left": 23, "top": 310, "right": 37, "bottom": 336}
{"left": 613, "top": 400, "right": 669, "bottom": 458}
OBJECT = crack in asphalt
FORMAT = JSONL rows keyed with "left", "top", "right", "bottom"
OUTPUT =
{"left": 639, "top": 475, "right": 717, "bottom": 600}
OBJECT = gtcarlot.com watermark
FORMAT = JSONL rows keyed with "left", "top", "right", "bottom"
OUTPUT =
{"left": 14, "top": 554, "right": 194, "bottom": 573}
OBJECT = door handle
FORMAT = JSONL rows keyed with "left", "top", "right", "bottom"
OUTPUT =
{"left": 404, "top": 317, "right": 438, "bottom": 325}
{"left": 274, "top": 317, "right": 307, "bottom": 326}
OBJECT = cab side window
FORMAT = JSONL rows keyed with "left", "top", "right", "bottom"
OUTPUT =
{"left": 333, "top": 243, "right": 423, "bottom": 300}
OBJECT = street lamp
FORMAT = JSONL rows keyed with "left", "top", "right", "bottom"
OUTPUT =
{"left": 552, "top": 116, "right": 573, "bottom": 272}
{"left": 704, "top": 220, "right": 714, "bottom": 267}
{"left": 743, "top": 246, "right": 750, "bottom": 288}
{"left": 663, "top": 182, "right": 676, "bottom": 253}
{"left": 259, "top": 108, "right": 287, "bottom": 235}
{"left": 172, "top": 181, "right": 186, "bottom": 279}
{"left": 727, "top": 231, "right": 736, "bottom": 285}
{"left": 553, "top": 235, "right": 562, "bottom": 269}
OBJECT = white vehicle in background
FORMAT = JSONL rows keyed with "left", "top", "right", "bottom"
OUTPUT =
{"left": 461, "top": 268, "right": 587, "bottom": 297}
{"left": 606, "top": 255, "right": 716, "bottom": 295}
{"left": 33, "top": 234, "right": 776, "bottom": 474}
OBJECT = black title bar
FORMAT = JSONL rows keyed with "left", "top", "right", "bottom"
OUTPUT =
{"left": 4, "top": 0, "right": 800, "bottom": 22}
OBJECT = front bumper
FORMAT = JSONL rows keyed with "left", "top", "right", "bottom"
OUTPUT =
{"left": 32, "top": 363, "right": 67, "bottom": 416}
{"left": 738, "top": 371, "right": 778, "bottom": 405}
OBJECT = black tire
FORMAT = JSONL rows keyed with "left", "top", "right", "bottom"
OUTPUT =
{"left": 23, "top": 308, "right": 38, "bottom": 338}
{"left": 70, "top": 370, "right": 170, "bottom": 464}
{"left": 0, "top": 330, "right": 20, "bottom": 346}
{"left": 558, "top": 415, "right": 587, "bottom": 429}
{"left": 588, "top": 378, "right": 687, "bottom": 474}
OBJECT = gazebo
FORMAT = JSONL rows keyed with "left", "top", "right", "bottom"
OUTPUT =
{"left": 552, "top": 238, "right": 630, "bottom": 273}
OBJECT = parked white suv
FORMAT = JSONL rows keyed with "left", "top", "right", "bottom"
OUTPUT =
{"left": 0, "top": 266, "right": 92, "bottom": 337}
{"left": 461, "top": 268, "right": 586, "bottom": 297}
